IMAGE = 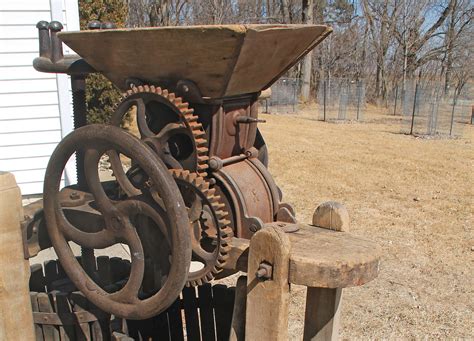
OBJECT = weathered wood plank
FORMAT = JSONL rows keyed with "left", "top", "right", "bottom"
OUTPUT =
{"left": 213, "top": 285, "right": 235, "bottom": 341}
{"left": 229, "top": 276, "right": 247, "bottom": 341}
{"left": 70, "top": 292, "right": 91, "bottom": 341}
{"left": 167, "top": 298, "right": 184, "bottom": 341}
{"left": 0, "top": 172, "right": 35, "bottom": 340}
{"left": 30, "top": 292, "right": 44, "bottom": 341}
{"left": 303, "top": 288, "right": 342, "bottom": 341}
{"left": 37, "top": 292, "right": 60, "bottom": 341}
{"left": 182, "top": 286, "right": 200, "bottom": 341}
{"left": 245, "top": 225, "right": 291, "bottom": 341}
{"left": 223, "top": 223, "right": 381, "bottom": 288}
{"left": 198, "top": 284, "right": 216, "bottom": 341}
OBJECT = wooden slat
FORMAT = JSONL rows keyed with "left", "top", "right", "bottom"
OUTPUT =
{"left": 89, "top": 300, "right": 109, "bottom": 341}
{"left": 0, "top": 156, "right": 50, "bottom": 171}
{"left": 182, "top": 286, "right": 200, "bottom": 341}
{"left": 0, "top": 143, "right": 56, "bottom": 160}
{"left": 44, "top": 260, "right": 59, "bottom": 292}
{"left": 0, "top": 77, "right": 58, "bottom": 93}
{"left": 0, "top": 38, "right": 38, "bottom": 53}
{"left": 30, "top": 292, "right": 45, "bottom": 341}
{"left": 151, "top": 313, "right": 171, "bottom": 340}
{"left": 0, "top": 92, "right": 59, "bottom": 108}
{"left": 37, "top": 292, "right": 60, "bottom": 340}
{"left": 52, "top": 291, "right": 75, "bottom": 341}
{"left": 0, "top": 0, "right": 50, "bottom": 11}
{"left": 70, "top": 292, "right": 91, "bottom": 341}
{"left": 198, "top": 284, "right": 216, "bottom": 341}
{"left": 229, "top": 276, "right": 247, "bottom": 341}
{"left": 97, "top": 256, "right": 112, "bottom": 288}
{"left": 0, "top": 11, "right": 52, "bottom": 25}
{"left": 0, "top": 52, "right": 39, "bottom": 66}
{"left": 0, "top": 66, "right": 53, "bottom": 81}
{"left": 30, "top": 263, "right": 45, "bottom": 292}
{"left": 213, "top": 285, "right": 234, "bottom": 341}
{"left": 167, "top": 298, "right": 184, "bottom": 341}
{"left": 0, "top": 130, "right": 61, "bottom": 147}
{"left": 0, "top": 104, "right": 59, "bottom": 120}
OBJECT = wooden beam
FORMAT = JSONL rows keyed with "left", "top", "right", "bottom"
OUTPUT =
{"left": 0, "top": 172, "right": 35, "bottom": 340}
{"left": 245, "top": 226, "right": 291, "bottom": 341}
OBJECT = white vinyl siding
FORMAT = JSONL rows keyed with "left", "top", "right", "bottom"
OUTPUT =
{"left": 0, "top": 0, "right": 79, "bottom": 195}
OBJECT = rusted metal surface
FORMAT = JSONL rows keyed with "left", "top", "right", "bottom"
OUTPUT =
{"left": 43, "top": 124, "right": 192, "bottom": 319}
{"left": 22, "top": 21, "right": 383, "bottom": 330}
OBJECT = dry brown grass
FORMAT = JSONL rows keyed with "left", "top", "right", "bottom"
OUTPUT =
{"left": 258, "top": 107, "right": 473, "bottom": 339}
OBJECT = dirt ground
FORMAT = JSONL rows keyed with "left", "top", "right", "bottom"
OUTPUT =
{"left": 258, "top": 106, "right": 473, "bottom": 339}
{"left": 27, "top": 105, "right": 472, "bottom": 339}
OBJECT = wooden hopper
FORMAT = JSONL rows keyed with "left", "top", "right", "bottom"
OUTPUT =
{"left": 58, "top": 24, "right": 331, "bottom": 98}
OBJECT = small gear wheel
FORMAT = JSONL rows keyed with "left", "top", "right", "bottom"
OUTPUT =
{"left": 110, "top": 85, "right": 209, "bottom": 177}
{"left": 170, "top": 169, "right": 234, "bottom": 286}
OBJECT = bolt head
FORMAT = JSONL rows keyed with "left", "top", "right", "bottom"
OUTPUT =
{"left": 49, "top": 21, "right": 63, "bottom": 31}
{"left": 36, "top": 21, "right": 49, "bottom": 30}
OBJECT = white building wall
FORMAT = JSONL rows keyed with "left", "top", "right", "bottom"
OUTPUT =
{"left": 0, "top": 0, "right": 79, "bottom": 195}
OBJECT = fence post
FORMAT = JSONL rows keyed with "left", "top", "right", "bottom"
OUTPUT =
{"left": 410, "top": 82, "right": 419, "bottom": 135}
{"left": 449, "top": 95, "right": 457, "bottom": 136}
{"left": 323, "top": 80, "right": 327, "bottom": 121}
{"left": 393, "top": 85, "right": 398, "bottom": 116}
{"left": 356, "top": 81, "right": 361, "bottom": 121}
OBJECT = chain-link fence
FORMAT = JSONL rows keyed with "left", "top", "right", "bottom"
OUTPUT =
{"left": 262, "top": 78, "right": 300, "bottom": 114}
{"left": 262, "top": 77, "right": 366, "bottom": 121}
{"left": 388, "top": 80, "right": 472, "bottom": 137}
{"left": 315, "top": 79, "right": 366, "bottom": 121}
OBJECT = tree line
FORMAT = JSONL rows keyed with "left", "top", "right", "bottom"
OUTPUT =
{"left": 80, "top": 0, "right": 473, "bottom": 110}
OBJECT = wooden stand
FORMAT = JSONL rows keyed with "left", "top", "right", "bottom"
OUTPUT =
{"left": 226, "top": 202, "right": 381, "bottom": 341}
{"left": 0, "top": 172, "right": 35, "bottom": 340}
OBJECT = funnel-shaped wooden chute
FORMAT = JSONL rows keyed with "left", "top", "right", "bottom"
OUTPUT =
{"left": 59, "top": 24, "right": 331, "bottom": 98}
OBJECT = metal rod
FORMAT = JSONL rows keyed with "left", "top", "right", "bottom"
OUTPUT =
{"left": 323, "top": 80, "right": 327, "bottom": 121}
{"left": 449, "top": 95, "right": 457, "bottom": 136}
{"left": 356, "top": 81, "right": 361, "bottom": 121}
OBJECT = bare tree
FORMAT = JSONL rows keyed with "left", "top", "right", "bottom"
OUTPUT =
{"left": 301, "top": 0, "right": 314, "bottom": 101}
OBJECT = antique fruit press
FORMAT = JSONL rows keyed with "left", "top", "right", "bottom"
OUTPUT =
{"left": 16, "top": 21, "right": 381, "bottom": 340}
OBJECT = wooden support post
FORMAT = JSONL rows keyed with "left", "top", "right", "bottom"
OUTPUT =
{"left": 303, "top": 288, "right": 342, "bottom": 341}
{"left": 0, "top": 172, "right": 35, "bottom": 340}
{"left": 230, "top": 276, "right": 247, "bottom": 341}
{"left": 245, "top": 226, "right": 291, "bottom": 341}
{"left": 304, "top": 201, "right": 349, "bottom": 341}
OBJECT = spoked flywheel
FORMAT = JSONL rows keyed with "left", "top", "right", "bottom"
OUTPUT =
{"left": 109, "top": 85, "right": 209, "bottom": 176}
{"left": 170, "top": 169, "right": 234, "bottom": 287}
{"left": 43, "top": 124, "right": 191, "bottom": 320}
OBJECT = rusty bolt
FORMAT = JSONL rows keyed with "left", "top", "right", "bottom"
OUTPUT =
{"left": 249, "top": 224, "right": 259, "bottom": 233}
{"left": 256, "top": 262, "right": 273, "bottom": 280}
{"left": 69, "top": 191, "right": 80, "bottom": 200}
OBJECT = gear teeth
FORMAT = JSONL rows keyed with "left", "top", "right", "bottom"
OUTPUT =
{"left": 170, "top": 169, "right": 233, "bottom": 287}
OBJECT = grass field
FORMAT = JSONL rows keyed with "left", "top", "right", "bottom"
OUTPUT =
{"left": 28, "top": 106, "right": 473, "bottom": 339}
{"left": 258, "top": 108, "right": 473, "bottom": 339}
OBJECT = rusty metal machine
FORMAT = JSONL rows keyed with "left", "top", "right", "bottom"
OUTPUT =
{"left": 26, "top": 21, "right": 333, "bottom": 321}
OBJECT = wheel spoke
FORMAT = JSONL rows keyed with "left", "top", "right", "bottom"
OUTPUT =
{"left": 108, "top": 223, "right": 144, "bottom": 304}
{"left": 107, "top": 150, "right": 141, "bottom": 197}
{"left": 136, "top": 98, "right": 154, "bottom": 138}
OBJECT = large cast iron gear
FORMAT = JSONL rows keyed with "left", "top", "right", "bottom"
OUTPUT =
{"left": 109, "top": 85, "right": 209, "bottom": 177}
{"left": 170, "top": 169, "right": 234, "bottom": 287}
